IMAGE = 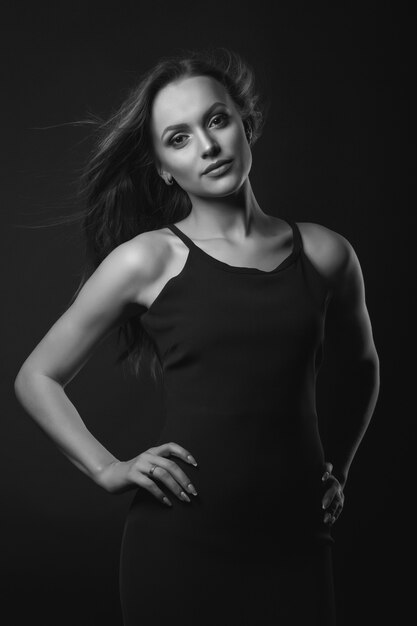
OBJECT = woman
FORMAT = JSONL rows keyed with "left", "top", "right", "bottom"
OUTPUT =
{"left": 14, "top": 49, "right": 380, "bottom": 625}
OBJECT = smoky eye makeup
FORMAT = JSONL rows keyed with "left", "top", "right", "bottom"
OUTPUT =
{"left": 166, "top": 110, "right": 231, "bottom": 147}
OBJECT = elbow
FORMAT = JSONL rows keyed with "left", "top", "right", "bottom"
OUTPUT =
{"left": 358, "top": 349, "right": 380, "bottom": 391}
{"left": 362, "top": 347, "right": 380, "bottom": 371}
{"left": 361, "top": 342, "right": 380, "bottom": 372}
{"left": 14, "top": 365, "right": 30, "bottom": 400}
{"left": 368, "top": 346, "right": 380, "bottom": 380}
{"left": 14, "top": 363, "right": 39, "bottom": 400}
{"left": 374, "top": 352, "right": 381, "bottom": 390}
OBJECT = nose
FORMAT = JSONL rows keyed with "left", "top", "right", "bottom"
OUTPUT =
{"left": 198, "top": 129, "right": 220, "bottom": 158}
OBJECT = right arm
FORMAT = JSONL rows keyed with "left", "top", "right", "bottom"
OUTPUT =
{"left": 14, "top": 236, "right": 198, "bottom": 505}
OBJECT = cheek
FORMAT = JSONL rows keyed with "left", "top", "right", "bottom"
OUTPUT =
{"left": 231, "top": 128, "right": 251, "bottom": 164}
{"left": 165, "top": 152, "right": 195, "bottom": 179}
{"left": 226, "top": 122, "right": 244, "bottom": 144}
{"left": 229, "top": 124, "right": 250, "bottom": 154}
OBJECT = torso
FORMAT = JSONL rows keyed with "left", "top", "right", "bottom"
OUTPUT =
{"left": 130, "top": 216, "right": 348, "bottom": 311}
{"left": 120, "top": 215, "right": 339, "bottom": 623}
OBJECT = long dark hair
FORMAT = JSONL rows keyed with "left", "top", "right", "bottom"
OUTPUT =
{"left": 59, "top": 47, "right": 266, "bottom": 383}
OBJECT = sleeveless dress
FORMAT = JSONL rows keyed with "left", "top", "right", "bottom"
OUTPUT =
{"left": 119, "top": 220, "right": 337, "bottom": 625}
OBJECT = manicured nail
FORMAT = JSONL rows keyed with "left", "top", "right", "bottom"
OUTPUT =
{"left": 187, "top": 455, "right": 198, "bottom": 466}
{"left": 180, "top": 491, "right": 191, "bottom": 502}
{"left": 188, "top": 483, "right": 198, "bottom": 496}
{"left": 322, "top": 472, "right": 330, "bottom": 481}
{"left": 322, "top": 501, "right": 328, "bottom": 509}
{"left": 163, "top": 497, "right": 172, "bottom": 507}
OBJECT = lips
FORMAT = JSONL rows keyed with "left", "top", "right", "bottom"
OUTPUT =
{"left": 202, "top": 159, "right": 233, "bottom": 175}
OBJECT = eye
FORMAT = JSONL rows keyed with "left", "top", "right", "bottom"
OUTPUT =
{"left": 170, "top": 134, "right": 187, "bottom": 146}
{"left": 168, "top": 113, "right": 229, "bottom": 147}
{"left": 210, "top": 113, "right": 228, "bottom": 127}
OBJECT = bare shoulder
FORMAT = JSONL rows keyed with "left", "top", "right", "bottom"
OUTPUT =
{"left": 296, "top": 221, "right": 360, "bottom": 288}
{"left": 68, "top": 227, "right": 175, "bottom": 315}
{"left": 118, "top": 226, "right": 186, "bottom": 307}
{"left": 121, "top": 227, "right": 174, "bottom": 279}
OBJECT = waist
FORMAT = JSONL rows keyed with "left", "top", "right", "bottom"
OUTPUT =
{"left": 157, "top": 408, "right": 324, "bottom": 465}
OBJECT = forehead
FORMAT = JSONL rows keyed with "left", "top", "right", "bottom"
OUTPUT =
{"left": 150, "top": 75, "right": 233, "bottom": 138}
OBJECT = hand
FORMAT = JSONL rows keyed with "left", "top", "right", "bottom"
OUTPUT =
{"left": 97, "top": 442, "right": 199, "bottom": 507}
{"left": 321, "top": 461, "right": 345, "bottom": 526}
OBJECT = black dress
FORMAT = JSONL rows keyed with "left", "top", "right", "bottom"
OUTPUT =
{"left": 119, "top": 219, "right": 337, "bottom": 625}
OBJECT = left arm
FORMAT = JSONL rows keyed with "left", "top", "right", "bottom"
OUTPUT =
{"left": 320, "top": 229, "right": 380, "bottom": 489}
{"left": 300, "top": 222, "right": 380, "bottom": 523}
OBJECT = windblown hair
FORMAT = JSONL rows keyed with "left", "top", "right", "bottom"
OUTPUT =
{"left": 64, "top": 47, "right": 267, "bottom": 382}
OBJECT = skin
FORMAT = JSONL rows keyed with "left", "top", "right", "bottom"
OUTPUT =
{"left": 14, "top": 74, "right": 379, "bottom": 526}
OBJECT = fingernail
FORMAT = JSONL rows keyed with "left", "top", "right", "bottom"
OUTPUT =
{"left": 187, "top": 455, "right": 198, "bottom": 466}
{"left": 180, "top": 491, "right": 191, "bottom": 502}
{"left": 188, "top": 483, "right": 198, "bottom": 496}
{"left": 322, "top": 502, "right": 328, "bottom": 509}
{"left": 322, "top": 472, "right": 329, "bottom": 481}
{"left": 163, "top": 497, "right": 172, "bottom": 507}
{"left": 324, "top": 513, "right": 330, "bottom": 523}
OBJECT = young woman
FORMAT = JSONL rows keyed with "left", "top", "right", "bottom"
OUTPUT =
{"left": 14, "top": 49, "right": 380, "bottom": 625}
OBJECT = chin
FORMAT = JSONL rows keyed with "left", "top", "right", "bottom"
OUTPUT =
{"left": 208, "top": 179, "right": 246, "bottom": 197}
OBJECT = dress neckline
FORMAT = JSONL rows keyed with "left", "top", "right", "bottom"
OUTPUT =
{"left": 167, "top": 219, "right": 302, "bottom": 275}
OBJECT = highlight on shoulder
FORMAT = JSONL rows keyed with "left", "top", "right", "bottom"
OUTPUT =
{"left": 296, "top": 221, "right": 357, "bottom": 287}
{"left": 125, "top": 228, "right": 172, "bottom": 274}
{"left": 113, "top": 228, "right": 175, "bottom": 305}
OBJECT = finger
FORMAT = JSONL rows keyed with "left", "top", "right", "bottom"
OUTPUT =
{"left": 321, "top": 461, "right": 334, "bottom": 482}
{"left": 151, "top": 442, "right": 198, "bottom": 466}
{"left": 132, "top": 454, "right": 195, "bottom": 502}
{"left": 134, "top": 473, "right": 173, "bottom": 507}
{"left": 324, "top": 495, "right": 344, "bottom": 524}
{"left": 322, "top": 484, "right": 339, "bottom": 510}
{"left": 329, "top": 491, "right": 344, "bottom": 516}
{"left": 145, "top": 463, "right": 193, "bottom": 503}
{"left": 331, "top": 506, "right": 342, "bottom": 522}
{"left": 149, "top": 455, "right": 198, "bottom": 497}
{"left": 326, "top": 501, "right": 341, "bottom": 520}
{"left": 322, "top": 475, "right": 342, "bottom": 501}
{"left": 325, "top": 505, "right": 342, "bottom": 525}
{"left": 324, "top": 499, "right": 342, "bottom": 524}
{"left": 324, "top": 512, "right": 337, "bottom": 525}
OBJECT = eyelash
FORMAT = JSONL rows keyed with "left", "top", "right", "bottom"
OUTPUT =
{"left": 169, "top": 113, "right": 229, "bottom": 146}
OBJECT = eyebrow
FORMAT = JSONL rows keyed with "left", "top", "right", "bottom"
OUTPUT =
{"left": 161, "top": 101, "right": 227, "bottom": 140}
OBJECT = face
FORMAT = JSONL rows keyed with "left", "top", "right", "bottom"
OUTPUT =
{"left": 150, "top": 75, "right": 252, "bottom": 198}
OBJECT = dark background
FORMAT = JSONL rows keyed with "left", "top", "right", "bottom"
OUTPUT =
{"left": 2, "top": 1, "right": 412, "bottom": 624}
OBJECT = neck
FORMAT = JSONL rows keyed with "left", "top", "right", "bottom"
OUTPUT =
{"left": 184, "top": 178, "right": 270, "bottom": 240}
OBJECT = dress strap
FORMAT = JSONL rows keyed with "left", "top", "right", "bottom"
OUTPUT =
{"left": 287, "top": 220, "right": 303, "bottom": 254}
{"left": 168, "top": 220, "right": 303, "bottom": 263}
{"left": 167, "top": 224, "right": 195, "bottom": 250}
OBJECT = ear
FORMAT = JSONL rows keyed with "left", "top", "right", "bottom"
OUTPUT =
{"left": 156, "top": 166, "right": 174, "bottom": 185}
{"left": 153, "top": 157, "right": 165, "bottom": 178}
{"left": 160, "top": 170, "right": 173, "bottom": 185}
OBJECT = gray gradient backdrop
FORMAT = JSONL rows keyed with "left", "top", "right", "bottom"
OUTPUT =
{"left": 2, "top": 2, "right": 411, "bottom": 624}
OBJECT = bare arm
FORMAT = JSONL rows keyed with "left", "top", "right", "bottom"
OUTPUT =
{"left": 14, "top": 234, "right": 199, "bottom": 505}
{"left": 302, "top": 223, "right": 380, "bottom": 489}
{"left": 14, "top": 240, "right": 149, "bottom": 483}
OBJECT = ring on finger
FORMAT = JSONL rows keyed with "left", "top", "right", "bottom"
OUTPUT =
{"left": 149, "top": 464, "right": 157, "bottom": 476}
